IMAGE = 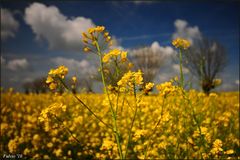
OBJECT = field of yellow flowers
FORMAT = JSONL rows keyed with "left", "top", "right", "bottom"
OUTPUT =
{"left": 1, "top": 26, "right": 239, "bottom": 159}
{"left": 1, "top": 90, "right": 239, "bottom": 159}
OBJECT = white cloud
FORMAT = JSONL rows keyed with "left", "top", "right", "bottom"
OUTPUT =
{"left": 158, "top": 72, "right": 173, "bottom": 82}
{"left": 1, "top": 56, "right": 6, "bottom": 65}
{"left": 235, "top": 80, "right": 239, "bottom": 85}
{"left": 151, "top": 41, "right": 176, "bottom": 57}
{"left": 7, "top": 58, "right": 29, "bottom": 71}
{"left": 51, "top": 57, "right": 96, "bottom": 75}
{"left": 24, "top": 2, "right": 95, "bottom": 52}
{"left": 172, "top": 64, "right": 189, "bottom": 74}
{"left": 1, "top": 8, "right": 19, "bottom": 40}
{"left": 110, "top": 36, "right": 125, "bottom": 50}
{"left": 172, "top": 19, "right": 202, "bottom": 44}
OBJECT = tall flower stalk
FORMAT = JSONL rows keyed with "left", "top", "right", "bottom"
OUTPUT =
{"left": 172, "top": 38, "right": 190, "bottom": 88}
{"left": 179, "top": 48, "right": 184, "bottom": 88}
{"left": 81, "top": 26, "right": 124, "bottom": 159}
{"left": 172, "top": 38, "right": 207, "bottom": 155}
{"left": 43, "top": 26, "right": 155, "bottom": 159}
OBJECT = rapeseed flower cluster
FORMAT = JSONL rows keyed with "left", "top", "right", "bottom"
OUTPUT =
{"left": 1, "top": 91, "right": 239, "bottom": 159}
{"left": 3, "top": 25, "right": 239, "bottom": 160}
{"left": 117, "top": 70, "right": 143, "bottom": 92}
{"left": 46, "top": 66, "right": 68, "bottom": 90}
{"left": 156, "top": 81, "right": 180, "bottom": 97}
{"left": 213, "top": 78, "right": 222, "bottom": 86}
{"left": 210, "top": 139, "right": 223, "bottom": 155}
{"left": 39, "top": 103, "right": 66, "bottom": 122}
{"left": 82, "top": 26, "right": 111, "bottom": 53}
{"left": 102, "top": 49, "right": 128, "bottom": 63}
{"left": 172, "top": 38, "right": 191, "bottom": 50}
{"left": 132, "top": 129, "right": 148, "bottom": 141}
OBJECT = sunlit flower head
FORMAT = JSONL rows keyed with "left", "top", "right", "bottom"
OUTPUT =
{"left": 156, "top": 81, "right": 179, "bottom": 97}
{"left": 82, "top": 26, "right": 111, "bottom": 53}
{"left": 172, "top": 38, "right": 191, "bottom": 50}
{"left": 48, "top": 65, "right": 68, "bottom": 79}
{"left": 46, "top": 65, "right": 68, "bottom": 90}
{"left": 72, "top": 76, "right": 77, "bottom": 83}
{"left": 117, "top": 70, "right": 143, "bottom": 90}
{"left": 145, "top": 82, "right": 154, "bottom": 91}
{"left": 102, "top": 49, "right": 128, "bottom": 63}
{"left": 213, "top": 78, "right": 222, "bottom": 86}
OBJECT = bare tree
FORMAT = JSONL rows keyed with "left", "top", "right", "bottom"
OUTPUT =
{"left": 23, "top": 82, "right": 32, "bottom": 94}
{"left": 182, "top": 38, "right": 227, "bottom": 94}
{"left": 130, "top": 46, "right": 165, "bottom": 84}
{"left": 79, "top": 77, "right": 95, "bottom": 93}
{"left": 22, "top": 77, "right": 48, "bottom": 94}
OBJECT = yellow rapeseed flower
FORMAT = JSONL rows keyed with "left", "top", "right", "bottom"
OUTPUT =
{"left": 72, "top": 76, "right": 77, "bottom": 83}
{"left": 172, "top": 38, "right": 191, "bottom": 50}
{"left": 109, "top": 49, "right": 121, "bottom": 56}
{"left": 46, "top": 76, "right": 54, "bottom": 84}
{"left": 210, "top": 139, "right": 223, "bottom": 155}
{"left": 49, "top": 83, "right": 57, "bottom": 90}
{"left": 117, "top": 70, "right": 143, "bottom": 89}
{"left": 121, "top": 51, "right": 127, "bottom": 62}
{"left": 88, "top": 28, "right": 95, "bottom": 34}
{"left": 102, "top": 54, "right": 111, "bottom": 63}
{"left": 95, "top": 26, "right": 105, "bottom": 32}
{"left": 133, "top": 129, "right": 148, "bottom": 141}
{"left": 104, "top": 32, "right": 109, "bottom": 37}
{"left": 213, "top": 79, "right": 222, "bottom": 86}
{"left": 48, "top": 65, "right": 68, "bottom": 79}
{"left": 105, "top": 36, "right": 111, "bottom": 42}
{"left": 83, "top": 47, "right": 91, "bottom": 52}
{"left": 101, "top": 139, "right": 115, "bottom": 150}
{"left": 224, "top": 149, "right": 234, "bottom": 155}
{"left": 145, "top": 82, "right": 154, "bottom": 91}
{"left": 156, "top": 81, "right": 178, "bottom": 97}
{"left": 82, "top": 32, "right": 88, "bottom": 39}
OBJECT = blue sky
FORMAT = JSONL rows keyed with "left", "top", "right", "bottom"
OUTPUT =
{"left": 1, "top": 1, "right": 239, "bottom": 92}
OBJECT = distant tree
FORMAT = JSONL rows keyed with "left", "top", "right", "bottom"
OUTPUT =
{"left": 182, "top": 38, "right": 227, "bottom": 94}
{"left": 32, "top": 78, "right": 48, "bottom": 93}
{"left": 23, "top": 82, "right": 32, "bottom": 94}
{"left": 130, "top": 46, "right": 165, "bottom": 85}
{"left": 22, "top": 77, "right": 48, "bottom": 94}
{"left": 67, "top": 75, "right": 95, "bottom": 93}
{"left": 79, "top": 77, "right": 95, "bottom": 93}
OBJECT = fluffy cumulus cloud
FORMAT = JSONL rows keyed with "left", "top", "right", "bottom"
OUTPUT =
{"left": 172, "top": 64, "right": 189, "bottom": 74}
{"left": 148, "top": 41, "right": 191, "bottom": 83}
{"left": 24, "top": 2, "right": 95, "bottom": 52}
{"left": 129, "top": 41, "right": 183, "bottom": 83}
{"left": 172, "top": 19, "right": 202, "bottom": 44}
{"left": 6, "top": 58, "right": 29, "bottom": 71}
{"left": 235, "top": 80, "right": 239, "bottom": 85}
{"left": 151, "top": 41, "right": 176, "bottom": 57}
{"left": 1, "top": 8, "right": 19, "bottom": 40}
{"left": 51, "top": 57, "right": 96, "bottom": 75}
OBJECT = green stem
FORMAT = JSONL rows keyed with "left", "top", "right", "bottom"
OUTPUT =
{"left": 124, "top": 83, "right": 138, "bottom": 159}
{"left": 95, "top": 42, "right": 123, "bottom": 159}
{"left": 183, "top": 92, "right": 208, "bottom": 154}
{"left": 179, "top": 49, "right": 184, "bottom": 88}
{"left": 53, "top": 114, "right": 81, "bottom": 144}
{"left": 58, "top": 77, "right": 113, "bottom": 131}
